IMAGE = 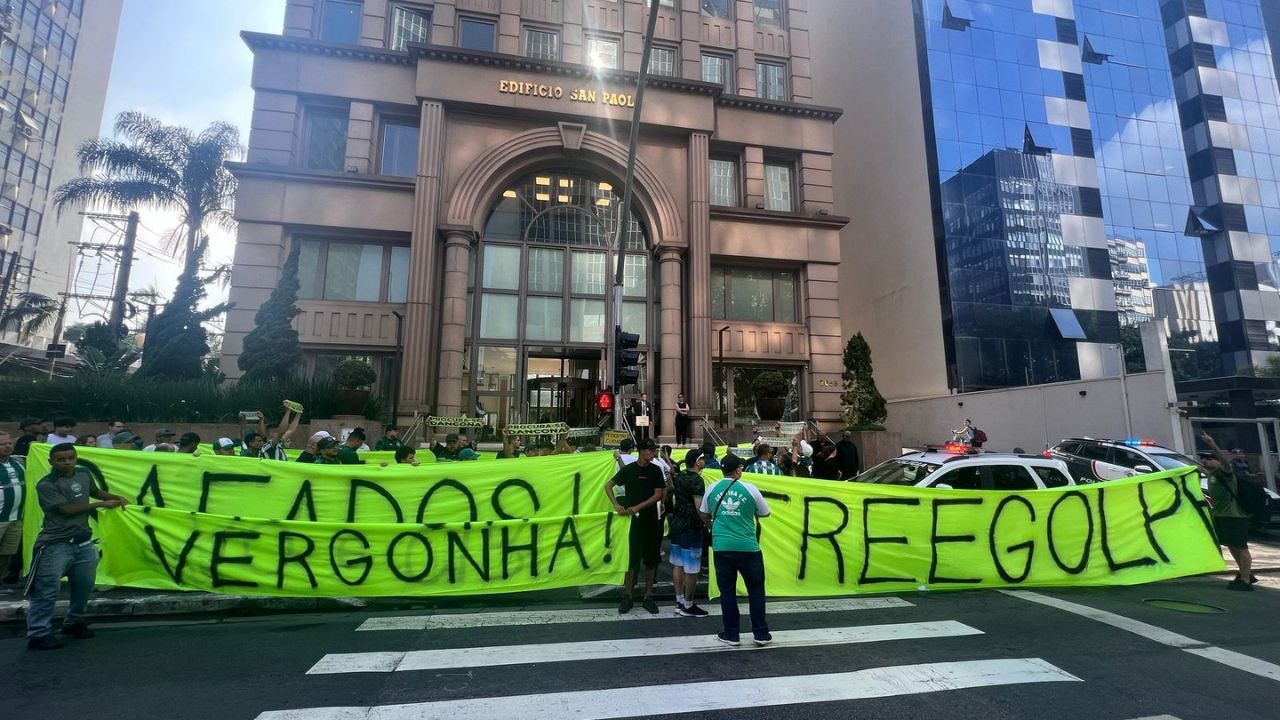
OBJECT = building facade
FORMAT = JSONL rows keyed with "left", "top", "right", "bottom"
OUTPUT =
{"left": 818, "top": 0, "right": 1280, "bottom": 399}
{"left": 223, "top": 0, "right": 848, "bottom": 439}
{"left": 0, "top": 0, "right": 123, "bottom": 347}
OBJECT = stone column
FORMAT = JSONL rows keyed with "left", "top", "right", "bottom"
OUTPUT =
{"left": 687, "top": 132, "right": 714, "bottom": 433}
{"left": 434, "top": 227, "right": 475, "bottom": 418}
{"left": 658, "top": 247, "right": 685, "bottom": 443}
{"left": 399, "top": 101, "right": 445, "bottom": 415}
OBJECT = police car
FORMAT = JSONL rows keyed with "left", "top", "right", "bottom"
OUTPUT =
{"left": 855, "top": 443, "right": 1076, "bottom": 491}
{"left": 1047, "top": 438, "right": 1201, "bottom": 483}
{"left": 1049, "top": 437, "right": 1280, "bottom": 524}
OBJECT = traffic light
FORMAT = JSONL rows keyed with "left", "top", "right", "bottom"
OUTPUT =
{"left": 614, "top": 325, "right": 641, "bottom": 387}
{"left": 595, "top": 388, "right": 615, "bottom": 413}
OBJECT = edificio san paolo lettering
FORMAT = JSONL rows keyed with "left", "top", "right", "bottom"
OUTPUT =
{"left": 498, "top": 79, "right": 636, "bottom": 107}
{"left": 23, "top": 447, "right": 1223, "bottom": 597}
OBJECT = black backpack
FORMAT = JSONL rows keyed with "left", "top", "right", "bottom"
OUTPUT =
{"left": 1231, "top": 473, "right": 1268, "bottom": 515}
{"left": 972, "top": 428, "right": 988, "bottom": 445}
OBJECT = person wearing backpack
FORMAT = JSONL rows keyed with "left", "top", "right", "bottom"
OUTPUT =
{"left": 1200, "top": 432, "right": 1256, "bottom": 591}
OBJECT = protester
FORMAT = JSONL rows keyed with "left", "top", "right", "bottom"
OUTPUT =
{"left": 952, "top": 418, "right": 976, "bottom": 445}
{"left": 75, "top": 435, "right": 97, "bottom": 449}
{"left": 96, "top": 419, "right": 127, "bottom": 449}
{"left": 337, "top": 429, "right": 367, "bottom": 465}
{"left": 394, "top": 446, "right": 419, "bottom": 465}
{"left": 240, "top": 430, "right": 265, "bottom": 458}
{"left": 45, "top": 418, "right": 77, "bottom": 446}
{"left": 615, "top": 438, "right": 638, "bottom": 468}
{"left": 0, "top": 432, "right": 25, "bottom": 591}
{"left": 1230, "top": 448, "right": 1253, "bottom": 481}
{"left": 152, "top": 443, "right": 177, "bottom": 453}
{"left": 835, "top": 432, "right": 861, "bottom": 479}
{"left": 296, "top": 431, "right": 329, "bottom": 463}
{"left": 375, "top": 425, "right": 403, "bottom": 451}
{"left": 14, "top": 418, "right": 42, "bottom": 457}
{"left": 312, "top": 437, "right": 341, "bottom": 464}
{"left": 604, "top": 438, "right": 665, "bottom": 614}
{"left": 212, "top": 438, "right": 238, "bottom": 456}
{"left": 745, "top": 443, "right": 783, "bottom": 475}
{"left": 259, "top": 401, "right": 303, "bottom": 461}
{"left": 1201, "top": 432, "right": 1255, "bottom": 590}
{"left": 668, "top": 448, "right": 709, "bottom": 617}
{"left": 431, "top": 433, "right": 464, "bottom": 461}
{"left": 143, "top": 428, "right": 177, "bottom": 452}
{"left": 177, "top": 432, "right": 201, "bottom": 454}
{"left": 700, "top": 454, "right": 772, "bottom": 646}
{"left": 26, "top": 443, "right": 128, "bottom": 650}
{"left": 811, "top": 441, "right": 841, "bottom": 480}
{"left": 496, "top": 426, "right": 521, "bottom": 459}
{"left": 700, "top": 441, "right": 721, "bottom": 470}
{"left": 674, "top": 392, "right": 691, "bottom": 445}
{"left": 112, "top": 431, "right": 142, "bottom": 450}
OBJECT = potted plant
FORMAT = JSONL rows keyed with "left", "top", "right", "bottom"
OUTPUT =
{"left": 332, "top": 359, "right": 377, "bottom": 415}
{"left": 752, "top": 370, "right": 789, "bottom": 421}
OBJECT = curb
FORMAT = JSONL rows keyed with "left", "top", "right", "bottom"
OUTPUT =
{"left": 0, "top": 592, "right": 371, "bottom": 624}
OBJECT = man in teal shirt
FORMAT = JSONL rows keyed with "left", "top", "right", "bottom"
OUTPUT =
{"left": 699, "top": 454, "right": 771, "bottom": 646}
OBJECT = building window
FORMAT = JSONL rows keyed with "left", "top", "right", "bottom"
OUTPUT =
{"left": 305, "top": 108, "right": 349, "bottom": 171}
{"left": 458, "top": 17, "right": 496, "bottom": 51}
{"left": 764, "top": 161, "right": 793, "bottom": 212}
{"left": 319, "top": 0, "right": 363, "bottom": 44}
{"left": 586, "top": 36, "right": 619, "bottom": 69}
{"left": 754, "top": 0, "right": 783, "bottom": 26}
{"left": 379, "top": 118, "right": 419, "bottom": 178}
{"left": 711, "top": 267, "right": 798, "bottom": 323}
{"left": 709, "top": 157, "right": 738, "bottom": 207}
{"left": 297, "top": 239, "right": 410, "bottom": 303}
{"left": 756, "top": 60, "right": 787, "bottom": 100}
{"left": 389, "top": 4, "right": 430, "bottom": 51}
{"left": 648, "top": 46, "right": 676, "bottom": 77}
{"left": 702, "top": 0, "right": 731, "bottom": 19}
{"left": 702, "top": 53, "right": 733, "bottom": 92}
{"left": 524, "top": 27, "right": 560, "bottom": 61}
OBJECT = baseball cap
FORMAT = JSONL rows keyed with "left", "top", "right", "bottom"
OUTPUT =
{"left": 308, "top": 430, "right": 332, "bottom": 444}
{"left": 156, "top": 428, "right": 175, "bottom": 438}
{"left": 317, "top": 437, "right": 339, "bottom": 450}
{"left": 458, "top": 447, "right": 479, "bottom": 460}
{"left": 619, "top": 438, "right": 636, "bottom": 452}
{"left": 1231, "top": 448, "right": 1245, "bottom": 454}
{"left": 243, "top": 430, "right": 261, "bottom": 443}
{"left": 112, "top": 431, "right": 141, "bottom": 445}
{"left": 179, "top": 432, "right": 201, "bottom": 446}
{"left": 445, "top": 433, "right": 460, "bottom": 443}
{"left": 721, "top": 454, "right": 745, "bottom": 474}
{"left": 684, "top": 448, "right": 704, "bottom": 467}
{"left": 637, "top": 438, "right": 658, "bottom": 452}
{"left": 213, "top": 438, "right": 237, "bottom": 451}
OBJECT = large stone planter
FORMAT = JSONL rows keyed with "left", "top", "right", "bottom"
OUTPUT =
{"left": 847, "top": 430, "right": 904, "bottom": 473}
{"left": 755, "top": 397, "right": 785, "bottom": 421}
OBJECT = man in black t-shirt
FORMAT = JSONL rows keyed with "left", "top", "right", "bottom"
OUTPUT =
{"left": 603, "top": 438, "right": 665, "bottom": 614}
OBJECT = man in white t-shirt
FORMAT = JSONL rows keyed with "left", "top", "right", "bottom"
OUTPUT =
{"left": 45, "top": 418, "right": 78, "bottom": 446}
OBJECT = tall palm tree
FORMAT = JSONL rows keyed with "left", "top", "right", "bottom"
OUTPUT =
{"left": 0, "top": 292, "right": 60, "bottom": 343}
{"left": 53, "top": 111, "right": 243, "bottom": 262}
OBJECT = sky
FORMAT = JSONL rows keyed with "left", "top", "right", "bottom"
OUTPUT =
{"left": 83, "top": 0, "right": 285, "bottom": 313}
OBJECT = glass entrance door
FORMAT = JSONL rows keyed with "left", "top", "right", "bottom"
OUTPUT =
{"left": 525, "top": 348, "right": 602, "bottom": 427}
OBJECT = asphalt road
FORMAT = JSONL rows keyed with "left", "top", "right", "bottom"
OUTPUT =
{"left": 5, "top": 571, "right": 1279, "bottom": 720}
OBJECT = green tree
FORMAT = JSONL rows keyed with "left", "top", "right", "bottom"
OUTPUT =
{"left": 238, "top": 242, "right": 303, "bottom": 384}
{"left": 840, "top": 332, "right": 887, "bottom": 428}
{"left": 0, "top": 292, "right": 59, "bottom": 342}
{"left": 1119, "top": 325, "right": 1146, "bottom": 374}
{"left": 137, "top": 238, "right": 231, "bottom": 380}
{"left": 1168, "top": 331, "right": 1224, "bottom": 381}
{"left": 53, "top": 111, "right": 242, "bottom": 263}
{"left": 68, "top": 321, "right": 122, "bottom": 358}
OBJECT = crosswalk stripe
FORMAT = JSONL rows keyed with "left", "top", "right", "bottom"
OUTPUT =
{"left": 261, "top": 657, "right": 1079, "bottom": 719}
{"left": 308, "top": 620, "right": 983, "bottom": 674}
{"left": 356, "top": 597, "right": 914, "bottom": 631}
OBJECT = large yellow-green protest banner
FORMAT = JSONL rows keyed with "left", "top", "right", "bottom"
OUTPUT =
{"left": 21, "top": 445, "right": 1224, "bottom": 597}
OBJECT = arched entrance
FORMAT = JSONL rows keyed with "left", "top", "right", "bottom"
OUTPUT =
{"left": 460, "top": 170, "right": 654, "bottom": 438}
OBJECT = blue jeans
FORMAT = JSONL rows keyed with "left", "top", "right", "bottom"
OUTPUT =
{"left": 26, "top": 540, "right": 98, "bottom": 639}
{"left": 713, "top": 550, "right": 768, "bottom": 641}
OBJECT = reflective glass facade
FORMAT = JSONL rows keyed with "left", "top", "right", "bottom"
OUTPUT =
{"left": 917, "top": 0, "right": 1280, "bottom": 387}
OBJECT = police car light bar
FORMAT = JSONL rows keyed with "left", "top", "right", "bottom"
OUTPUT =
{"left": 1123, "top": 438, "right": 1157, "bottom": 446}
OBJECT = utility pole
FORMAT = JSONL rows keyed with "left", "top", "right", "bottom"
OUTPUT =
{"left": 608, "top": 0, "right": 663, "bottom": 429}
{"left": 108, "top": 211, "right": 139, "bottom": 339}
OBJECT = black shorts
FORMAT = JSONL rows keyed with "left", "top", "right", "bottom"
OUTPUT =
{"left": 628, "top": 515, "right": 662, "bottom": 569}
{"left": 1214, "top": 516, "right": 1249, "bottom": 550}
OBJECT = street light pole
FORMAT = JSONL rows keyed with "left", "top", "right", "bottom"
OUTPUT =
{"left": 609, "top": 0, "right": 663, "bottom": 431}
{"left": 717, "top": 324, "right": 730, "bottom": 429}
{"left": 1111, "top": 343, "right": 1133, "bottom": 439}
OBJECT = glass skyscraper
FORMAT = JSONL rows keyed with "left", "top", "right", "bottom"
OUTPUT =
{"left": 916, "top": 0, "right": 1280, "bottom": 388}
